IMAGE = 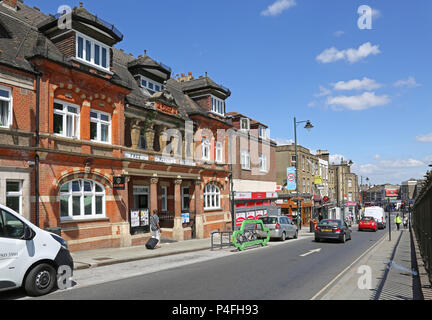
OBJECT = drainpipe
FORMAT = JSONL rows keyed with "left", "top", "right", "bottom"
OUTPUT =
{"left": 34, "top": 71, "right": 41, "bottom": 228}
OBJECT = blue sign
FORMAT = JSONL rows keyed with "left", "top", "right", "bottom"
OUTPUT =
{"left": 286, "top": 167, "right": 296, "bottom": 191}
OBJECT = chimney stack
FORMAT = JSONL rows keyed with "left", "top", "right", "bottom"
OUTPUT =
{"left": 2, "top": 0, "right": 18, "bottom": 10}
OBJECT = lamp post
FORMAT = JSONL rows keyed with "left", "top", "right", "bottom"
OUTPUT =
{"left": 294, "top": 117, "right": 314, "bottom": 231}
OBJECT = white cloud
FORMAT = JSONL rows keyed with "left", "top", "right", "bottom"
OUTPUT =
{"left": 261, "top": 0, "right": 296, "bottom": 16}
{"left": 394, "top": 77, "right": 421, "bottom": 88}
{"left": 275, "top": 138, "right": 294, "bottom": 146}
{"left": 374, "top": 154, "right": 381, "bottom": 160}
{"left": 334, "top": 30, "right": 345, "bottom": 37}
{"left": 332, "top": 77, "right": 383, "bottom": 91}
{"left": 314, "top": 85, "right": 331, "bottom": 97}
{"left": 326, "top": 92, "right": 391, "bottom": 111}
{"left": 316, "top": 42, "right": 381, "bottom": 64}
{"left": 415, "top": 133, "right": 432, "bottom": 143}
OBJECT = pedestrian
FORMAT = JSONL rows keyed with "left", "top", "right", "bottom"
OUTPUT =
{"left": 318, "top": 213, "right": 323, "bottom": 222}
{"left": 150, "top": 209, "right": 161, "bottom": 249}
{"left": 395, "top": 213, "right": 402, "bottom": 231}
{"left": 403, "top": 215, "right": 408, "bottom": 230}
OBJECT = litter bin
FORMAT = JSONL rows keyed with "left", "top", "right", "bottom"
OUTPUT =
{"left": 45, "top": 227, "right": 62, "bottom": 236}
{"left": 310, "top": 220, "right": 317, "bottom": 233}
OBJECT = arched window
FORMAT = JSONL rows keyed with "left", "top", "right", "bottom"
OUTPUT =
{"left": 59, "top": 179, "right": 105, "bottom": 220}
{"left": 204, "top": 184, "right": 221, "bottom": 210}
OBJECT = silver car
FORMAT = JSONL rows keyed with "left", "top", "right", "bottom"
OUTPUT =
{"left": 258, "top": 216, "right": 298, "bottom": 241}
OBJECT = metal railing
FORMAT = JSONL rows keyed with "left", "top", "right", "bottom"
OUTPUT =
{"left": 412, "top": 180, "right": 432, "bottom": 284}
{"left": 211, "top": 230, "right": 233, "bottom": 251}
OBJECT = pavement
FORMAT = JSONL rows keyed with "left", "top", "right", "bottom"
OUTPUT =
{"left": 70, "top": 222, "right": 432, "bottom": 300}
{"left": 318, "top": 226, "right": 432, "bottom": 300}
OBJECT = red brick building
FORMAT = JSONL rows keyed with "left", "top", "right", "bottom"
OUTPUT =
{"left": 0, "top": 2, "right": 233, "bottom": 251}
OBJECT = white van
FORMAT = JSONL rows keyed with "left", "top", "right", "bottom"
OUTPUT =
{"left": 364, "top": 206, "right": 386, "bottom": 229}
{"left": 0, "top": 204, "right": 73, "bottom": 297}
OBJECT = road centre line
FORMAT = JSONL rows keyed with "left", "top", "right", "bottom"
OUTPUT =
{"left": 310, "top": 232, "right": 388, "bottom": 300}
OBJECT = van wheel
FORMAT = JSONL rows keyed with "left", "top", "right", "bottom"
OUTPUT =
{"left": 24, "top": 263, "right": 57, "bottom": 297}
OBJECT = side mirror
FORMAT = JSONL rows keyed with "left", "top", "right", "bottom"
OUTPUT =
{"left": 22, "top": 225, "right": 35, "bottom": 241}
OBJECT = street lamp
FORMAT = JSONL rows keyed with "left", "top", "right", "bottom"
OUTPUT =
{"left": 294, "top": 117, "right": 314, "bottom": 231}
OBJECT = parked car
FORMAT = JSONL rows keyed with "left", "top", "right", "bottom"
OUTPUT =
{"left": 364, "top": 206, "right": 386, "bottom": 229}
{"left": 315, "top": 219, "right": 352, "bottom": 243}
{"left": 0, "top": 204, "right": 74, "bottom": 297}
{"left": 258, "top": 216, "right": 298, "bottom": 241}
{"left": 358, "top": 216, "right": 378, "bottom": 232}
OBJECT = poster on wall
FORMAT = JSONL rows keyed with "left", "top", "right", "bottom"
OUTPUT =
{"left": 255, "top": 210, "right": 264, "bottom": 220}
{"left": 140, "top": 209, "right": 149, "bottom": 226}
{"left": 131, "top": 210, "right": 140, "bottom": 228}
{"left": 236, "top": 212, "right": 246, "bottom": 227}
{"left": 181, "top": 213, "right": 190, "bottom": 224}
{"left": 247, "top": 211, "right": 256, "bottom": 220}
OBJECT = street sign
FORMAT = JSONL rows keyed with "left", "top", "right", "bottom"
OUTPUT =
{"left": 113, "top": 176, "right": 126, "bottom": 190}
{"left": 286, "top": 167, "right": 296, "bottom": 191}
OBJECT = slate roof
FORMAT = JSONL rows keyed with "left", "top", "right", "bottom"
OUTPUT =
{"left": 0, "top": 1, "right": 231, "bottom": 126}
{"left": 179, "top": 76, "right": 231, "bottom": 97}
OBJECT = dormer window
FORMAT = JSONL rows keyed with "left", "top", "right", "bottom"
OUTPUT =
{"left": 240, "top": 118, "right": 250, "bottom": 131}
{"left": 76, "top": 32, "right": 110, "bottom": 71}
{"left": 140, "top": 75, "right": 162, "bottom": 96}
{"left": 259, "top": 126, "right": 267, "bottom": 139}
{"left": 211, "top": 96, "right": 225, "bottom": 116}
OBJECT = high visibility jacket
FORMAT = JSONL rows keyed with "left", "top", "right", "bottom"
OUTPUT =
{"left": 395, "top": 216, "right": 402, "bottom": 224}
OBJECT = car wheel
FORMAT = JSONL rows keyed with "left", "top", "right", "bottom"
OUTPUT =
{"left": 281, "top": 232, "right": 286, "bottom": 242}
{"left": 24, "top": 263, "right": 57, "bottom": 297}
{"left": 315, "top": 237, "right": 320, "bottom": 242}
{"left": 294, "top": 230, "right": 298, "bottom": 239}
{"left": 341, "top": 233, "right": 346, "bottom": 243}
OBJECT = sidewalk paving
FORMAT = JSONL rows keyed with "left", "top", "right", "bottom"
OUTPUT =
{"left": 319, "top": 228, "right": 432, "bottom": 300}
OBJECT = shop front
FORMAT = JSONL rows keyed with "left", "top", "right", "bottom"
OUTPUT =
{"left": 275, "top": 194, "right": 313, "bottom": 228}
{"left": 234, "top": 192, "right": 279, "bottom": 229}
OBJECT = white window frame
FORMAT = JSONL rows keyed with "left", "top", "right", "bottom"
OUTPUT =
{"left": 0, "top": 85, "right": 12, "bottom": 128}
{"left": 203, "top": 184, "right": 221, "bottom": 210}
{"left": 259, "top": 126, "right": 267, "bottom": 139}
{"left": 348, "top": 179, "right": 353, "bottom": 188}
{"left": 240, "top": 118, "right": 250, "bottom": 131}
{"left": 5, "top": 180, "right": 22, "bottom": 215}
{"left": 161, "top": 186, "right": 167, "bottom": 212}
{"left": 215, "top": 141, "right": 223, "bottom": 163}
{"left": 241, "top": 149, "right": 250, "bottom": 170}
{"left": 181, "top": 187, "right": 190, "bottom": 211}
{"left": 202, "top": 138, "right": 211, "bottom": 161}
{"left": 210, "top": 95, "right": 225, "bottom": 116}
{"left": 76, "top": 31, "right": 110, "bottom": 71}
{"left": 59, "top": 179, "right": 106, "bottom": 221}
{"left": 53, "top": 100, "right": 80, "bottom": 139}
{"left": 90, "top": 109, "right": 111, "bottom": 143}
{"left": 140, "top": 75, "right": 162, "bottom": 96}
{"left": 259, "top": 153, "right": 268, "bottom": 173}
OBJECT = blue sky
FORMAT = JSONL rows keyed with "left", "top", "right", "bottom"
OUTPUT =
{"left": 27, "top": 0, "right": 432, "bottom": 185}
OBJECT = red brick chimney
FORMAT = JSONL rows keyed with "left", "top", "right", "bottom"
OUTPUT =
{"left": 2, "top": 0, "right": 18, "bottom": 9}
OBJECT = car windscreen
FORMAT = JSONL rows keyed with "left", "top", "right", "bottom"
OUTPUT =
{"left": 362, "top": 217, "right": 375, "bottom": 221}
{"left": 260, "top": 217, "right": 278, "bottom": 224}
{"left": 319, "top": 220, "right": 341, "bottom": 227}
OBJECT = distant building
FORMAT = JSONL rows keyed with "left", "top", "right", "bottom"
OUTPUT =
{"left": 401, "top": 179, "right": 422, "bottom": 204}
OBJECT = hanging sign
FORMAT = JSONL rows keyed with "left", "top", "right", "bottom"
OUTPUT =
{"left": 113, "top": 176, "right": 126, "bottom": 190}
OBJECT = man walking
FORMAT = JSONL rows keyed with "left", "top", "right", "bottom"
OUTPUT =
{"left": 150, "top": 209, "right": 161, "bottom": 249}
{"left": 395, "top": 213, "right": 402, "bottom": 231}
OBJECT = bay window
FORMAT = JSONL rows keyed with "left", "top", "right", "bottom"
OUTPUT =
{"left": 211, "top": 96, "right": 225, "bottom": 116}
{"left": 76, "top": 32, "right": 110, "bottom": 71}
{"left": 140, "top": 75, "right": 162, "bottom": 96}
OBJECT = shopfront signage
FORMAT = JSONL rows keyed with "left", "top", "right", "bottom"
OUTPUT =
{"left": 113, "top": 176, "right": 126, "bottom": 190}
{"left": 155, "top": 156, "right": 177, "bottom": 164}
{"left": 125, "top": 152, "right": 149, "bottom": 161}
{"left": 179, "top": 159, "right": 196, "bottom": 167}
{"left": 314, "top": 175, "right": 322, "bottom": 185}
{"left": 234, "top": 192, "right": 278, "bottom": 200}
{"left": 386, "top": 189, "right": 399, "bottom": 197}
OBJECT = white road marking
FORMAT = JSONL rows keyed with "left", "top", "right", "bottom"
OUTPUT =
{"left": 300, "top": 248, "right": 322, "bottom": 257}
